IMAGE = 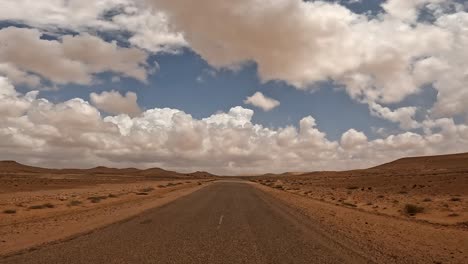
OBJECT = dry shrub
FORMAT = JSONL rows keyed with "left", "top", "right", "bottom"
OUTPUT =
{"left": 404, "top": 204, "right": 424, "bottom": 215}
{"left": 87, "top": 196, "right": 107, "bottom": 203}
{"left": 68, "top": 200, "right": 82, "bottom": 206}
{"left": 29, "top": 203, "right": 55, "bottom": 209}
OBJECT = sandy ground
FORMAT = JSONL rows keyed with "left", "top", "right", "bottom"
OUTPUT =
{"left": 0, "top": 179, "right": 214, "bottom": 256}
{"left": 251, "top": 168, "right": 468, "bottom": 226}
{"left": 253, "top": 182, "right": 468, "bottom": 264}
{"left": 1, "top": 154, "right": 466, "bottom": 262}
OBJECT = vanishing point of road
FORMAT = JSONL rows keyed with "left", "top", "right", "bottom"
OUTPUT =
{"left": 0, "top": 181, "right": 372, "bottom": 264}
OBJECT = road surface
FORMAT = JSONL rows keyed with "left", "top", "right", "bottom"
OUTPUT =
{"left": 1, "top": 181, "right": 372, "bottom": 264}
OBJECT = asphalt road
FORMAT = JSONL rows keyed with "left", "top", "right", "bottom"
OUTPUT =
{"left": 1, "top": 181, "right": 371, "bottom": 264}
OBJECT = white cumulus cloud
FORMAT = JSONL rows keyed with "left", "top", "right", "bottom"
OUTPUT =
{"left": 1, "top": 1, "right": 468, "bottom": 174}
{"left": 0, "top": 27, "right": 149, "bottom": 86}
{"left": 0, "top": 0, "right": 187, "bottom": 53}
{"left": 244, "top": 92, "right": 280, "bottom": 111}
{"left": 146, "top": 0, "right": 468, "bottom": 120}
{"left": 1, "top": 77, "right": 467, "bottom": 174}
{"left": 90, "top": 90, "right": 142, "bottom": 117}
{"left": 368, "top": 103, "right": 419, "bottom": 130}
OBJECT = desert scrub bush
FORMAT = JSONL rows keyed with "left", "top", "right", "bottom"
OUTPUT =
{"left": 422, "top": 198, "right": 432, "bottom": 202}
{"left": 449, "top": 197, "right": 461, "bottom": 202}
{"left": 29, "top": 203, "right": 55, "bottom": 209}
{"left": 342, "top": 202, "right": 357, "bottom": 207}
{"left": 138, "top": 187, "right": 155, "bottom": 193}
{"left": 135, "top": 192, "right": 149, "bottom": 196}
{"left": 87, "top": 196, "right": 107, "bottom": 203}
{"left": 346, "top": 186, "right": 359, "bottom": 190}
{"left": 404, "top": 204, "right": 424, "bottom": 215}
{"left": 3, "top": 209, "right": 16, "bottom": 214}
{"left": 68, "top": 200, "right": 82, "bottom": 207}
{"left": 108, "top": 193, "right": 118, "bottom": 198}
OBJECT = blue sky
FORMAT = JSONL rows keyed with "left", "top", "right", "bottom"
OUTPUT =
{"left": 28, "top": 48, "right": 402, "bottom": 141}
{"left": 0, "top": 0, "right": 467, "bottom": 174}
{"left": 24, "top": 43, "right": 437, "bottom": 142}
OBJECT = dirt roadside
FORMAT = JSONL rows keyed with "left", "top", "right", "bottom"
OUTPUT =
{"left": 0, "top": 180, "right": 213, "bottom": 257}
{"left": 253, "top": 182, "right": 468, "bottom": 264}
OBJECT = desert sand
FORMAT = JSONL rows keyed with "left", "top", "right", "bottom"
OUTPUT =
{"left": 0, "top": 161, "right": 216, "bottom": 256}
{"left": 248, "top": 153, "right": 468, "bottom": 263}
{"left": 250, "top": 153, "right": 468, "bottom": 226}
{"left": 1, "top": 153, "right": 467, "bottom": 263}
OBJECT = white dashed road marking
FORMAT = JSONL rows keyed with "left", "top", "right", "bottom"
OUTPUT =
{"left": 217, "top": 215, "right": 224, "bottom": 229}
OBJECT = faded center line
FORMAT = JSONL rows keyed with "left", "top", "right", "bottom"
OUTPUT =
{"left": 217, "top": 215, "right": 224, "bottom": 230}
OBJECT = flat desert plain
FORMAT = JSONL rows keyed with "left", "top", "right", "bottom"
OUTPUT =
{"left": 0, "top": 153, "right": 467, "bottom": 263}
{"left": 251, "top": 153, "right": 468, "bottom": 226}
{"left": 249, "top": 153, "right": 468, "bottom": 263}
{"left": 0, "top": 161, "right": 216, "bottom": 256}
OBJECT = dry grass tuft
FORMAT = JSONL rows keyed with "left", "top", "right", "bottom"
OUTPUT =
{"left": 3, "top": 209, "right": 16, "bottom": 214}
{"left": 68, "top": 200, "right": 82, "bottom": 207}
{"left": 342, "top": 202, "right": 358, "bottom": 207}
{"left": 87, "top": 196, "right": 107, "bottom": 203}
{"left": 404, "top": 204, "right": 424, "bottom": 216}
{"left": 28, "top": 203, "right": 55, "bottom": 210}
{"left": 138, "top": 187, "right": 155, "bottom": 193}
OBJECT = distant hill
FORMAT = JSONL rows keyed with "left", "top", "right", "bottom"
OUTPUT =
{"left": 187, "top": 171, "right": 217, "bottom": 178}
{"left": 137, "top": 167, "right": 187, "bottom": 178}
{"left": 247, "top": 152, "right": 468, "bottom": 178}
{"left": 0, "top": 161, "right": 217, "bottom": 178}
{"left": 3, "top": 152, "right": 467, "bottom": 178}
{"left": 0, "top": 161, "right": 55, "bottom": 173}
{"left": 371, "top": 152, "right": 468, "bottom": 171}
